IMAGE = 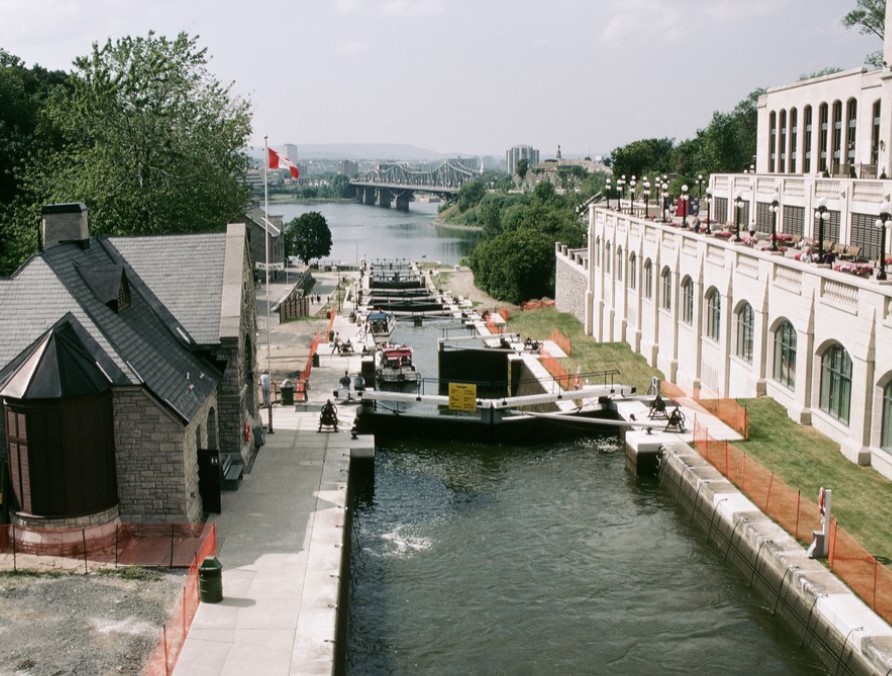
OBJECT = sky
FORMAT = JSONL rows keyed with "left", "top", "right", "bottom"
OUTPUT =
{"left": 0, "top": 0, "right": 880, "bottom": 158}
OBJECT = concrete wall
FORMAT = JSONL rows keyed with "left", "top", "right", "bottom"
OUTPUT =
{"left": 557, "top": 206, "right": 892, "bottom": 479}
{"left": 651, "top": 436, "right": 892, "bottom": 675}
{"left": 554, "top": 244, "right": 588, "bottom": 326}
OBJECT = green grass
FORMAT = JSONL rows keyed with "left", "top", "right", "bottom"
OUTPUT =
{"left": 736, "top": 397, "right": 892, "bottom": 564}
{"left": 96, "top": 566, "right": 160, "bottom": 581}
{"left": 506, "top": 306, "right": 664, "bottom": 393}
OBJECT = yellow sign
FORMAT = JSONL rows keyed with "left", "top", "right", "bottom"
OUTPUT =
{"left": 448, "top": 382, "right": 478, "bottom": 411}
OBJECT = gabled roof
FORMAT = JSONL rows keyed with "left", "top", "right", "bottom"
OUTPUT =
{"left": 244, "top": 207, "right": 282, "bottom": 237}
{"left": 109, "top": 233, "right": 226, "bottom": 345}
{"left": 0, "top": 238, "right": 220, "bottom": 423}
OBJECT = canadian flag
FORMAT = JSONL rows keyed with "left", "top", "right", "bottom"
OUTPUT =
{"left": 268, "top": 147, "right": 299, "bottom": 179}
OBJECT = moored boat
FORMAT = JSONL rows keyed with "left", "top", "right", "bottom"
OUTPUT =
{"left": 376, "top": 344, "right": 421, "bottom": 385}
{"left": 367, "top": 310, "right": 395, "bottom": 341}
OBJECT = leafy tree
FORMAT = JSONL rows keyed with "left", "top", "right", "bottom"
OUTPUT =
{"left": 469, "top": 228, "right": 556, "bottom": 304}
{"left": 842, "top": 0, "right": 885, "bottom": 66}
{"left": 458, "top": 179, "right": 485, "bottom": 212}
{"left": 285, "top": 211, "right": 332, "bottom": 264}
{"left": 609, "top": 138, "right": 674, "bottom": 181}
{"left": 515, "top": 158, "right": 529, "bottom": 181}
{"left": 27, "top": 32, "right": 252, "bottom": 238}
{"left": 330, "top": 174, "right": 353, "bottom": 198}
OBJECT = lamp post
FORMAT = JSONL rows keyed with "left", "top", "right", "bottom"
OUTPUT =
{"left": 814, "top": 197, "right": 830, "bottom": 262}
{"left": 605, "top": 177, "right": 612, "bottom": 209}
{"left": 769, "top": 191, "right": 780, "bottom": 251}
{"left": 643, "top": 179, "right": 651, "bottom": 219}
{"left": 705, "top": 190, "right": 712, "bottom": 234}
{"left": 660, "top": 179, "right": 669, "bottom": 222}
{"left": 629, "top": 176, "right": 637, "bottom": 215}
{"left": 618, "top": 175, "right": 626, "bottom": 213}
{"left": 734, "top": 192, "right": 745, "bottom": 241}
{"left": 681, "top": 184, "right": 690, "bottom": 228}
{"left": 876, "top": 200, "right": 891, "bottom": 280}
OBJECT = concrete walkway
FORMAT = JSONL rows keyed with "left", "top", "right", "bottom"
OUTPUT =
{"left": 174, "top": 281, "right": 371, "bottom": 676}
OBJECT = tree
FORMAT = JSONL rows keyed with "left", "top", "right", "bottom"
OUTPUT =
{"left": 285, "top": 211, "right": 332, "bottom": 265}
{"left": 457, "top": 179, "right": 485, "bottom": 212}
{"left": 515, "top": 158, "right": 530, "bottom": 181}
{"left": 27, "top": 32, "right": 252, "bottom": 238}
{"left": 469, "top": 228, "right": 556, "bottom": 304}
{"left": 842, "top": 0, "right": 885, "bottom": 66}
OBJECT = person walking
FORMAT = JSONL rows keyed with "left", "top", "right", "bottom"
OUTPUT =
{"left": 260, "top": 370, "right": 271, "bottom": 408}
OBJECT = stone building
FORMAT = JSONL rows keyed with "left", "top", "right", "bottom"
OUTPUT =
{"left": 0, "top": 203, "right": 258, "bottom": 527}
{"left": 243, "top": 206, "right": 285, "bottom": 281}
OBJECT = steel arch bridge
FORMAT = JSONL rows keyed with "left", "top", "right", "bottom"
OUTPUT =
{"left": 350, "top": 160, "right": 476, "bottom": 209}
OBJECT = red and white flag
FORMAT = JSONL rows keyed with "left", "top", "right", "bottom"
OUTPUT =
{"left": 268, "top": 147, "right": 299, "bottom": 179}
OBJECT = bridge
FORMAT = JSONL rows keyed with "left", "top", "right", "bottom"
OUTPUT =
{"left": 350, "top": 160, "right": 476, "bottom": 210}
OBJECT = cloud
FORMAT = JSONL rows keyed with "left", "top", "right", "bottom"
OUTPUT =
{"left": 335, "top": 0, "right": 362, "bottom": 14}
{"left": 337, "top": 40, "right": 369, "bottom": 54}
{"left": 380, "top": 0, "right": 444, "bottom": 17}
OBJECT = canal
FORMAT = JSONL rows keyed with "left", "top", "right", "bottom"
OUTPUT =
{"left": 270, "top": 202, "right": 827, "bottom": 674}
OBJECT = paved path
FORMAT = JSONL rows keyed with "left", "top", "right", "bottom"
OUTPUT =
{"left": 174, "top": 275, "right": 371, "bottom": 676}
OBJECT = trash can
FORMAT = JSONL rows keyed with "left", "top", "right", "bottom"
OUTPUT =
{"left": 198, "top": 556, "right": 223, "bottom": 603}
{"left": 312, "top": 352, "right": 320, "bottom": 367}
{"left": 281, "top": 379, "right": 294, "bottom": 406}
{"left": 328, "top": 330, "right": 335, "bottom": 342}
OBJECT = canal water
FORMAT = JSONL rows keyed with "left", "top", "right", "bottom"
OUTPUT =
{"left": 267, "top": 201, "right": 480, "bottom": 267}
{"left": 267, "top": 202, "right": 826, "bottom": 673}
{"left": 344, "top": 318, "right": 826, "bottom": 675}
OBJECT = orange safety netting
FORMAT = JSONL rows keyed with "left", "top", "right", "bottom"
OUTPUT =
{"left": 142, "top": 523, "right": 218, "bottom": 676}
{"left": 521, "top": 299, "right": 555, "bottom": 311}
{"left": 549, "top": 329, "right": 572, "bottom": 357}
{"left": 539, "top": 349, "right": 572, "bottom": 389}
{"left": 694, "top": 395, "right": 749, "bottom": 439}
{"left": 692, "top": 419, "right": 892, "bottom": 625}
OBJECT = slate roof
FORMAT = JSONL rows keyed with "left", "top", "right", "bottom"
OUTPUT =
{"left": 109, "top": 233, "right": 226, "bottom": 346}
{"left": 244, "top": 207, "right": 282, "bottom": 237}
{"left": 0, "top": 238, "right": 220, "bottom": 423}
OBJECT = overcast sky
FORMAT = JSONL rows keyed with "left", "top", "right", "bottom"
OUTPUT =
{"left": 0, "top": 0, "right": 879, "bottom": 158}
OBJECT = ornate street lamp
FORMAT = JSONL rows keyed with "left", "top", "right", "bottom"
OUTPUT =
{"left": 618, "top": 175, "right": 626, "bottom": 212}
{"left": 660, "top": 179, "right": 669, "bottom": 222}
{"left": 629, "top": 176, "right": 637, "bottom": 215}
{"left": 814, "top": 197, "right": 830, "bottom": 262}
{"left": 695, "top": 174, "right": 704, "bottom": 201}
{"left": 643, "top": 179, "right": 651, "bottom": 219}
{"left": 876, "top": 200, "right": 891, "bottom": 280}
{"left": 769, "top": 191, "right": 780, "bottom": 251}
{"left": 681, "top": 184, "right": 690, "bottom": 228}
{"left": 705, "top": 190, "right": 712, "bottom": 234}
{"left": 605, "top": 177, "right": 612, "bottom": 209}
{"left": 734, "top": 191, "right": 745, "bottom": 241}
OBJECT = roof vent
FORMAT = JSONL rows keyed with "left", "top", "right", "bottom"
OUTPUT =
{"left": 42, "top": 203, "right": 89, "bottom": 250}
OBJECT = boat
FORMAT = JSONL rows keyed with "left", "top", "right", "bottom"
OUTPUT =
{"left": 376, "top": 344, "right": 421, "bottom": 385}
{"left": 366, "top": 310, "right": 395, "bottom": 341}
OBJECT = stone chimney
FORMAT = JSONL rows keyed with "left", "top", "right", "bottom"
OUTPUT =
{"left": 41, "top": 203, "right": 89, "bottom": 249}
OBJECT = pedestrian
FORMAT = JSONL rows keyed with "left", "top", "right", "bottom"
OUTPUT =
{"left": 259, "top": 370, "right": 271, "bottom": 408}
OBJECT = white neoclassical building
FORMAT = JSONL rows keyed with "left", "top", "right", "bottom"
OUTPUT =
{"left": 556, "top": 5, "right": 892, "bottom": 480}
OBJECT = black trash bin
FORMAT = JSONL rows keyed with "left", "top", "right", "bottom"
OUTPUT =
{"left": 281, "top": 379, "right": 294, "bottom": 406}
{"left": 198, "top": 556, "right": 223, "bottom": 603}
{"left": 312, "top": 352, "right": 320, "bottom": 367}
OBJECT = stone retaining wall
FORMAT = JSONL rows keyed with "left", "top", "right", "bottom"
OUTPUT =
{"left": 554, "top": 244, "right": 587, "bottom": 325}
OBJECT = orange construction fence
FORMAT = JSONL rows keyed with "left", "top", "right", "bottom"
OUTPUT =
{"left": 521, "top": 299, "right": 555, "bottom": 311}
{"left": 694, "top": 395, "right": 749, "bottom": 439}
{"left": 539, "top": 349, "right": 572, "bottom": 390}
{"left": 548, "top": 329, "right": 572, "bottom": 357}
{"left": 692, "top": 419, "right": 892, "bottom": 625}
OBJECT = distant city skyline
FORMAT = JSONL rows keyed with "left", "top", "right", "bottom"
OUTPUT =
{"left": 0, "top": 1, "right": 879, "bottom": 157}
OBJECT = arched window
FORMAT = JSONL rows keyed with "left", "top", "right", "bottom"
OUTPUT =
{"left": 818, "top": 103, "right": 829, "bottom": 172}
{"left": 660, "top": 267, "right": 672, "bottom": 310}
{"left": 605, "top": 241, "right": 611, "bottom": 274}
{"left": 643, "top": 259, "right": 653, "bottom": 299}
{"left": 736, "top": 302, "right": 754, "bottom": 362}
{"left": 803, "top": 105, "right": 813, "bottom": 173}
{"left": 705, "top": 288, "right": 721, "bottom": 340}
{"left": 595, "top": 237, "right": 601, "bottom": 268}
{"left": 769, "top": 111, "right": 777, "bottom": 173}
{"left": 778, "top": 109, "right": 787, "bottom": 173}
{"left": 681, "top": 277, "right": 694, "bottom": 324}
{"left": 629, "top": 252, "right": 637, "bottom": 290}
{"left": 773, "top": 320, "right": 796, "bottom": 389}
{"left": 790, "top": 108, "right": 798, "bottom": 173}
{"left": 820, "top": 343, "right": 852, "bottom": 424}
{"left": 616, "top": 246, "right": 623, "bottom": 281}
{"left": 846, "top": 98, "right": 857, "bottom": 166}
{"left": 872, "top": 99, "right": 882, "bottom": 165}
{"left": 882, "top": 381, "right": 892, "bottom": 450}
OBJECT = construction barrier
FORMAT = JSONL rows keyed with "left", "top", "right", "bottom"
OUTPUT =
{"left": 538, "top": 348, "right": 572, "bottom": 390}
{"left": 694, "top": 395, "right": 749, "bottom": 439}
{"left": 143, "top": 524, "right": 218, "bottom": 676}
{"left": 521, "top": 299, "right": 555, "bottom": 311}
{"left": 548, "top": 329, "right": 572, "bottom": 357}
{"left": 692, "top": 419, "right": 892, "bottom": 625}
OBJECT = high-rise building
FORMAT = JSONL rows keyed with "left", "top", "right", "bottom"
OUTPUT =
{"left": 506, "top": 145, "right": 539, "bottom": 175}
{"left": 283, "top": 144, "right": 299, "bottom": 163}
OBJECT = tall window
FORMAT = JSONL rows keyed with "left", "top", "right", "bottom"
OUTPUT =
{"left": 643, "top": 259, "right": 653, "bottom": 299}
{"left": 778, "top": 109, "right": 787, "bottom": 173}
{"left": 706, "top": 289, "right": 721, "bottom": 340}
{"left": 818, "top": 103, "right": 829, "bottom": 172}
{"left": 832, "top": 100, "right": 843, "bottom": 170}
{"left": 616, "top": 246, "right": 623, "bottom": 281}
{"left": 846, "top": 98, "right": 857, "bottom": 166}
{"left": 882, "top": 381, "right": 892, "bottom": 450}
{"left": 660, "top": 267, "right": 672, "bottom": 310}
{"left": 605, "top": 242, "right": 611, "bottom": 274}
{"left": 769, "top": 111, "right": 777, "bottom": 173}
{"left": 872, "top": 100, "right": 882, "bottom": 166}
{"left": 773, "top": 320, "right": 797, "bottom": 389}
{"left": 681, "top": 277, "right": 694, "bottom": 324}
{"left": 820, "top": 343, "right": 852, "bottom": 424}
{"left": 629, "top": 253, "right": 637, "bottom": 290}
{"left": 736, "top": 303, "right": 754, "bottom": 362}
{"left": 790, "top": 108, "right": 798, "bottom": 173}
{"left": 803, "top": 105, "right": 813, "bottom": 173}
{"left": 595, "top": 237, "right": 600, "bottom": 268}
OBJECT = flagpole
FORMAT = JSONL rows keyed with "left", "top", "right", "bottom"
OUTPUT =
{"left": 263, "top": 136, "right": 274, "bottom": 434}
